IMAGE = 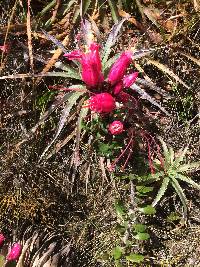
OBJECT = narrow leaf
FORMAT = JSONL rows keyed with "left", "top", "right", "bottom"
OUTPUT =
{"left": 108, "top": 0, "right": 120, "bottom": 23}
{"left": 131, "top": 84, "right": 169, "bottom": 115}
{"left": 178, "top": 162, "right": 200, "bottom": 172}
{"left": 39, "top": 91, "right": 84, "bottom": 160}
{"left": 102, "top": 18, "right": 127, "bottom": 66}
{"left": 173, "top": 146, "right": 189, "bottom": 169}
{"left": 136, "top": 78, "right": 171, "bottom": 98}
{"left": 41, "top": 29, "right": 68, "bottom": 54}
{"left": 81, "top": 0, "right": 92, "bottom": 17}
{"left": 158, "top": 137, "right": 170, "bottom": 168}
{"left": 152, "top": 176, "right": 170, "bottom": 207}
{"left": 171, "top": 177, "right": 188, "bottom": 219}
{"left": 177, "top": 174, "right": 200, "bottom": 191}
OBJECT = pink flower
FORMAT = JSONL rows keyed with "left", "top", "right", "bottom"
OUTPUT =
{"left": 89, "top": 93, "right": 116, "bottom": 113}
{"left": 6, "top": 243, "right": 22, "bottom": 261}
{"left": 64, "top": 43, "right": 104, "bottom": 87}
{"left": 0, "top": 233, "right": 5, "bottom": 246}
{"left": 109, "top": 121, "right": 124, "bottom": 135}
{"left": 123, "top": 72, "right": 138, "bottom": 87}
{"left": 108, "top": 52, "right": 132, "bottom": 85}
{"left": 113, "top": 82, "right": 123, "bottom": 95}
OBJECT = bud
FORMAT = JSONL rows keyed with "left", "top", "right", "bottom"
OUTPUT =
{"left": 109, "top": 121, "right": 124, "bottom": 135}
{"left": 113, "top": 82, "right": 123, "bottom": 95}
{"left": 0, "top": 233, "right": 5, "bottom": 247}
{"left": 123, "top": 72, "right": 138, "bottom": 87}
{"left": 6, "top": 243, "right": 22, "bottom": 261}
{"left": 108, "top": 52, "right": 132, "bottom": 85}
{"left": 89, "top": 93, "right": 116, "bottom": 113}
{"left": 64, "top": 42, "right": 104, "bottom": 87}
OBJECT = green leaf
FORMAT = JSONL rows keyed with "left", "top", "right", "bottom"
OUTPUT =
{"left": 98, "top": 142, "right": 113, "bottom": 157}
{"left": 126, "top": 253, "right": 144, "bottom": 263}
{"left": 167, "top": 212, "right": 181, "bottom": 222}
{"left": 111, "top": 246, "right": 123, "bottom": 260}
{"left": 81, "top": 0, "right": 92, "bottom": 16}
{"left": 114, "top": 200, "right": 126, "bottom": 219}
{"left": 171, "top": 177, "right": 188, "bottom": 219}
{"left": 136, "top": 186, "right": 154, "bottom": 194}
{"left": 54, "top": 62, "right": 81, "bottom": 79}
{"left": 133, "top": 223, "right": 147, "bottom": 233}
{"left": 152, "top": 176, "right": 170, "bottom": 207}
{"left": 108, "top": 0, "right": 120, "bottom": 23}
{"left": 176, "top": 174, "right": 200, "bottom": 191}
{"left": 134, "top": 232, "right": 150, "bottom": 240}
{"left": 139, "top": 205, "right": 156, "bottom": 215}
{"left": 158, "top": 137, "right": 170, "bottom": 168}
{"left": 178, "top": 162, "right": 200, "bottom": 172}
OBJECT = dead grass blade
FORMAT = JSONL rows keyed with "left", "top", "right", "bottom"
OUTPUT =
{"left": 0, "top": 71, "right": 80, "bottom": 80}
{"left": 179, "top": 52, "right": 200, "bottom": 67}
{"left": 27, "top": 0, "right": 34, "bottom": 72}
{"left": 50, "top": 0, "right": 61, "bottom": 24}
{"left": 147, "top": 59, "right": 190, "bottom": 89}
{"left": 0, "top": 0, "right": 18, "bottom": 72}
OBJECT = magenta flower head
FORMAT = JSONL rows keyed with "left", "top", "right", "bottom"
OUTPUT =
{"left": 64, "top": 42, "right": 104, "bottom": 87}
{"left": 89, "top": 93, "right": 116, "bottom": 113}
{"left": 0, "top": 233, "right": 5, "bottom": 247}
{"left": 108, "top": 51, "right": 132, "bottom": 85}
{"left": 109, "top": 121, "right": 124, "bottom": 135}
{"left": 6, "top": 243, "right": 22, "bottom": 261}
{"left": 123, "top": 72, "right": 138, "bottom": 88}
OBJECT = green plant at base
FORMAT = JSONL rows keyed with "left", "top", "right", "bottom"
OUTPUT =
{"left": 108, "top": 186, "right": 156, "bottom": 266}
{"left": 152, "top": 137, "right": 200, "bottom": 219}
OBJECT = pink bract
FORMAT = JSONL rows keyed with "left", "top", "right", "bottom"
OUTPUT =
{"left": 6, "top": 243, "right": 22, "bottom": 261}
{"left": 64, "top": 42, "right": 104, "bottom": 87}
{"left": 108, "top": 51, "right": 132, "bottom": 85}
{"left": 123, "top": 72, "right": 139, "bottom": 87}
{"left": 113, "top": 82, "right": 123, "bottom": 95}
{"left": 89, "top": 93, "right": 116, "bottom": 113}
{"left": 109, "top": 121, "right": 124, "bottom": 135}
{"left": 0, "top": 233, "right": 5, "bottom": 246}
